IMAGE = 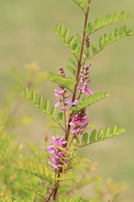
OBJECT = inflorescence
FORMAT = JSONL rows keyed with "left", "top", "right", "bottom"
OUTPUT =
{"left": 48, "top": 64, "right": 92, "bottom": 170}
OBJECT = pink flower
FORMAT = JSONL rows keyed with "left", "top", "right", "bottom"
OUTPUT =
{"left": 78, "top": 80, "right": 93, "bottom": 95}
{"left": 47, "top": 135, "right": 69, "bottom": 173}
{"left": 78, "top": 64, "right": 93, "bottom": 96}
{"left": 65, "top": 98, "right": 78, "bottom": 106}
{"left": 69, "top": 108, "right": 90, "bottom": 137}
{"left": 54, "top": 100, "right": 62, "bottom": 107}
{"left": 61, "top": 108, "right": 68, "bottom": 112}
{"left": 85, "top": 88, "right": 93, "bottom": 96}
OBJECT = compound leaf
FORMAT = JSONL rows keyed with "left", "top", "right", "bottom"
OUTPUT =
{"left": 87, "top": 11, "right": 131, "bottom": 35}
{"left": 48, "top": 72, "right": 76, "bottom": 91}
{"left": 72, "top": 92, "right": 109, "bottom": 112}
{"left": 79, "top": 125, "right": 125, "bottom": 147}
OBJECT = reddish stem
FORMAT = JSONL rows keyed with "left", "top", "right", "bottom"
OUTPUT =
{"left": 65, "top": 0, "right": 91, "bottom": 142}
{"left": 47, "top": 1, "right": 92, "bottom": 201}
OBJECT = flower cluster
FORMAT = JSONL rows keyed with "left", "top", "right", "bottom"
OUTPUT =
{"left": 70, "top": 108, "right": 90, "bottom": 138}
{"left": 55, "top": 64, "right": 92, "bottom": 109}
{"left": 47, "top": 135, "right": 69, "bottom": 173}
{"left": 68, "top": 64, "right": 92, "bottom": 137}
{"left": 54, "top": 67, "right": 70, "bottom": 108}
{"left": 49, "top": 64, "right": 92, "bottom": 169}
{"left": 54, "top": 67, "right": 79, "bottom": 111}
{"left": 78, "top": 64, "right": 92, "bottom": 96}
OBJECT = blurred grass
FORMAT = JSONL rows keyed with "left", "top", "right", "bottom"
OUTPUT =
{"left": 0, "top": 0, "right": 134, "bottom": 200}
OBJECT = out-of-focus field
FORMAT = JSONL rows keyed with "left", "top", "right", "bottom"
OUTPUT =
{"left": 0, "top": 0, "right": 134, "bottom": 199}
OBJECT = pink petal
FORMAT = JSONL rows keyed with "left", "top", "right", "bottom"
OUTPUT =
{"left": 85, "top": 89, "right": 93, "bottom": 95}
{"left": 73, "top": 98, "right": 78, "bottom": 105}
{"left": 69, "top": 120, "right": 75, "bottom": 126}
{"left": 54, "top": 100, "right": 61, "bottom": 107}
{"left": 65, "top": 99, "right": 72, "bottom": 106}
{"left": 61, "top": 108, "right": 68, "bottom": 112}
{"left": 83, "top": 118, "right": 90, "bottom": 122}
{"left": 75, "top": 120, "right": 82, "bottom": 125}
{"left": 70, "top": 128, "right": 77, "bottom": 133}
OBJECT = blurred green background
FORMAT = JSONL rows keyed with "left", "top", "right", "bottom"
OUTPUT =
{"left": 0, "top": 0, "right": 134, "bottom": 200}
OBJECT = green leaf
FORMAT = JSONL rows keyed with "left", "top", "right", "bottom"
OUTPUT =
{"left": 113, "top": 11, "right": 118, "bottom": 22}
{"left": 82, "top": 132, "right": 88, "bottom": 144}
{"left": 68, "top": 36, "right": 75, "bottom": 46}
{"left": 71, "top": 42, "right": 79, "bottom": 53}
{"left": 54, "top": 24, "right": 70, "bottom": 42}
{"left": 14, "top": 82, "right": 25, "bottom": 96}
{"left": 48, "top": 72, "right": 76, "bottom": 91}
{"left": 63, "top": 28, "right": 69, "bottom": 40}
{"left": 125, "top": 14, "right": 131, "bottom": 19}
{"left": 59, "top": 24, "right": 64, "bottom": 35}
{"left": 88, "top": 22, "right": 93, "bottom": 33}
{"left": 92, "top": 43, "right": 98, "bottom": 54}
{"left": 94, "top": 18, "right": 99, "bottom": 30}
{"left": 80, "top": 125, "right": 125, "bottom": 147}
{"left": 111, "top": 125, "right": 117, "bottom": 134}
{"left": 107, "top": 14, "right": 113, "bottom": 23}
{"left": 99, "top": 37, "right": 104, "bottom": 49}
{"left": 15, "top": 83, "right": 64, "bottom": 133}
{"left": 104, "top": 34, "right": 108, "bottom": 44}
{"left": 14, "top": 82, "right": 21, "bottom": 92}
{"left": 72, "top": 0, "right": 90, "bottom": 13}
{"left": 72, "top": 92, "right": 109, "bottom": 112}
{"left": 119, "top": 26, "right": 124, "bottom": 35}
{"left": 15, "top": 159, "right": 55, "bottom": 184}
{"left": 87, "top": 11, "right": 132, "bottom": 35}
{"left": 114, "top": 28, "right": 119, "bottom": 38}
{"left": 63, "top": 42, "right": 70, "bottom": 46}
{"left": 117, "top": 127, "right": 125, "bottom": 134}
{"left": 123, "top": 25, "right": 126, "bottom": 32}
{"left": 30, "top": 90, "right": 35, "bottom": 102}
{"left": 50, "top": 106, "right": 56, "bottom": 117}
{"left": 0, "top": 134, "right": 16, "bottom": 161}
{"left": 92, "top": 26, "right": 132, "bottom": 57}
{"left": 75, "top": 33, "right": 82, "bottom": 42}
{"left": 24, "top": 87, "right": 29, "bottom": 99}
{"left": 84, "top": 49, "right": 91, "bottom": 59}
{"left": 54, "top": 24, "right": 59, "bottom": 34}
{"left": 68, "top": 58, "right": 77, "bottom": 67}
{"left": 104, "top": 126, "right": 111, "bottom": 138}
{"left": 44, "top": 99, "right": 50, "bottom": 111}
{"left": 56, "top": 172, "right": 76, "bottom": 181}
{"left": 38, "top": 96, "right": 43, "bottom": 107}
{"left": 57, "top": 112, "right": 63, "bottom": 122}
{"left": 66, "top": 66, "right": 76, "bottom": 75}
{"left": 118, "top": 11, "right": 125, "bottom": 20}
{"left": 25, "top": 182, "right": 45, "bottom": 199}
{"left": 54, "top": 145, "right": 67, "bottom": 153}
{"left": 109, "top": 32, "right": 115, "bottom": 42}
{"left": 97, "top": 128, "right": 103, "bottom": 140}
{"left": 71, "top": 156, "right": 91, "bottom": 165}
{"left": 126, "top": 30, "right": 132, "bottom": 36}
{"left": 90, "top": 129, "right": 96, "bottom": 143}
